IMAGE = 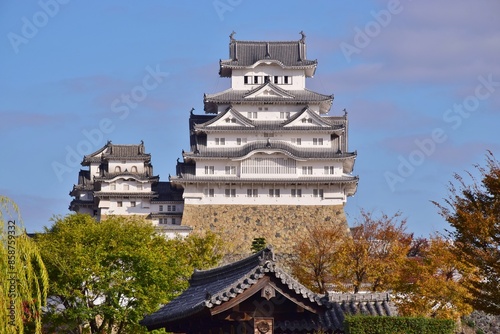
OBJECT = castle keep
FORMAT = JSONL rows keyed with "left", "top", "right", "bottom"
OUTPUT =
{"left": 69, "top": 33, "right": 358, "bottom": 252}
{"left": 171, "top": 33, "right": 358, "bottom": 252}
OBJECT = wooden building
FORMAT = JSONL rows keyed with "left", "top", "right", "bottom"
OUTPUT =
{"left": 141, "top": 247, "right": 395, "bottom": 333}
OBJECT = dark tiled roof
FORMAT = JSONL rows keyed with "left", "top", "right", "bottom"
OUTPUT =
{"left": 152, "top": 182, "right": 184, "bottom": 202}
{"left": 141, "top": 247, "right": 321, "bottom": 330}
{"left": 94, "top": 172, "right": 159, "bottom": 182}
{"left": 93, "top": 191, "right": 157, "bottom": 198}
{"left": 204, "top": 86, "right": 332, "bottom": 106}
{"left": 184, "top": 140, "right": 356, "bottom": 160}
{"left": 69, "top": 199, "right": 94, "bottom": 210}
{"left": 171, "top": 174, "right": 359, "bottom": 185}
{"left": 193, "top": 106, "right": 345, "bottom": 133}
{"left": 154, "top": 225, "right": 192, "bottom": 233}
{"left": 141, "top": 247, "right": 394, "bottom": 332}
{"left": 83, "top": 141, "right": 151, "bottom": 164}
{"left": 219, "top": 38, "right": 317, "bottom": 77}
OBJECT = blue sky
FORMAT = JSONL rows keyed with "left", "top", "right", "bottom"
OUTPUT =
{"left": 1, "top": 1, "right": 499, "bottom": 236}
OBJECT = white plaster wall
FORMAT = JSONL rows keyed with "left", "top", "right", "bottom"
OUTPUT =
{"left": 108, "top": 161, "right": 146, "bottom": 173}
{"left": 205, "top": 133, "right": 334, "bottom": 148}
{"left": 231, "top": 67, "right": 305, "bottom": 90}
{"left": 182, "top": 183, "right": 346, "bottom": 206}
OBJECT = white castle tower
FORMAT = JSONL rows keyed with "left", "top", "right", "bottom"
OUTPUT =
{"left": 171, "top": 33, "right": 358, "bottom": 253}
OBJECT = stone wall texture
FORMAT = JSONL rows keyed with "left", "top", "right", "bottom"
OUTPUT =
{"left": 181, "top": 204, "right": 349, "bottom": 255}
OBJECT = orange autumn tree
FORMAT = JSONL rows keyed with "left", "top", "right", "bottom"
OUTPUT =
{"left": 395, "top": 235, "right": 475, "bottom": 319}
{"left": 342, "top": 210, "right": 413, "bottom": 293}
{"left": 433, "top": 151, "right": 500, "bottom": 315}
{"left": 289, "top": 210, "right": 412, "bottom": 294}
{"left": 289, "top": 222, "right": 349, "bottom": 294}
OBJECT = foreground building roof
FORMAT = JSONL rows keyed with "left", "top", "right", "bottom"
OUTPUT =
{"left": 141, "top": 247, "right": 395, "bottom": 333}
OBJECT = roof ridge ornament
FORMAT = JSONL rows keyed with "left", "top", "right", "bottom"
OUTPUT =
{"left": 258, "top": 245, "right": 275, "bottom": 265}
{"left": 299, "top": 31, "right": 306, "bottom": 43}
{"left": 229, "top": 31, "right": 236, "bottom": 42}
{"left": 265, "top": 42, "right": 270, "bottom": 58}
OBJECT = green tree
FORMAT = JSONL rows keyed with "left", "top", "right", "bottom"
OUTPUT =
{"left": 433, "top": 152, "right": 500, "bottom": 315}
{"left": 251, "top": 237, "right": 266, "bottom": 253}
{"left": 36, "top": 213, "right": 224, "bottom": 333}
{"left": 0, "top": 196, "right": 48, "bottom": 334}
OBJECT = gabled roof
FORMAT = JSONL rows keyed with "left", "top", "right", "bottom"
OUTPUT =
{"left": 282, "top": 106, "right": 335, "bottom": 128}
{"left": 140, "top": 247, "right": 322, "bottom": 330}
{"left": 82, "top": 141, "right": 151, "bottom": 165}
{"left": 243, "top": 82, "right": 295, "bottom": 99}
{"left": 140, "top": 247, "right": 394, "bottom": 332}
{"left": 194, "top": 106, "right": 255, "bottom": 129}
{"left": 204, "top": 86, "right": 333, "bottom": 113}
{"left": 219, "top": 33, "right": 317, "bottom": 77}
{"left": 184, "top": 140, "right": 356, "bottom": 161}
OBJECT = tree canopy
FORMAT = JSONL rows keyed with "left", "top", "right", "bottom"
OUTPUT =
{"left": 35, "top": 213, "right": 224, "bottom": 333}
{"left": 344, "top": 210, "right": 413, "bottom": 293}
{"left": 434, "top": 151, "right": 500, "bottom": 315}
{"left": 395, "top": 235, "right": 474, "bottom": 319}
{"left": 1, "top": 196, "right": 48, "bottom": 334}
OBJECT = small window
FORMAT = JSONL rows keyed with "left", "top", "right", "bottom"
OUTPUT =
{"left": 254, "top": 76, "right": 259, "bottom": 84}
{"left": 292, "top": 138, "right": 302, "bottom": 145}
{"left": 215, "top": 138, "right": 225, "bottom": 145}
{"left": 313, "top": 189, "right": 324, "bottom": 198}
{"left": 324, "top": 166, "right": 335, "bottom": 175}
{"left": 313, "top": 138, "right": 324, "bottom": 145}
{"left": 225, "top": 166, "right": 236, "bottom": 175}
{"left": 237, "top": 138, "right": 247, "bottom": 145}
{"left": 131, "top": 166, "right": 138, "bottom": 173}
{"left": 274, "top": 76, "right": 279, "bottom": 84}
{"left": 247, "top": 189, "right": 258, "bottom": 197}
{"left": 131, "top": 201, "right": 136, "bottom": 207}
{"left": 284, "top": 76, "right": 290, "bottom": 84}
{"left": 269, "top": 189, "right": 280, "bottom": 197}
{"left": 204, "top": 189, "right": 215, "bottom": 197}
{"left": 244, "top": 76, "right": 250, "bottom": 84}
{"left": 225, "top": 189, "right": 236, "bottom": 197}
{"left": 117, "top": 201, "right": 123, "bottom": 207}
{"left": 205, "top": 166, "right": 215, "bottom": 174}
{"left": 264, "top": 76, "right": 270, "bottom": 83}
{"left": 159, "top": 205, "right": 164, "bottom": 212}
{"left": 115, "top": 166, "right": 121, "bottom": 173}
{"left": 172, "top": 218, "right": 176, "bottom": 225}
{"left": 302, "top": 166, "right": 313, "bottom": 175}
{"left": 291, "top": 189, "right": 302, "bottom": 197}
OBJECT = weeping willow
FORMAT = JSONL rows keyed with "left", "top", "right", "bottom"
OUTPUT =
{"left": 0, "top": 196, "right": 49, "bottom": 334}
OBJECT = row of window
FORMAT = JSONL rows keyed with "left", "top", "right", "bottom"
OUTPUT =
{"left": 204, "top": 165, "right": 338, "bottom": 175}
{"left": 204, "top": 188, "right": 325, "bottom": 198}
{"left": 243, "top": 75, "right": 292, "bottom": 85}
{"left": 117, "top": 201, "right": 136, "bottom": 207}
{"left": 159, "top": 205, "right": 176, "bottom": 212}
{"left": 113, "top": 166, "right": 139, "bottom": 173}
{"left": 212, "top": 137, "right": 325, "bottom": 146}
{"left": 159, "top": 218, "right": 177, "bottom": 225}
{"left": 109, "top": 183, "right": 144, "bottom": 191}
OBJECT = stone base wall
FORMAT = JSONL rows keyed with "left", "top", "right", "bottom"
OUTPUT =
{"left": 181, "top": 204, "right": 349, "bottom": 255}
